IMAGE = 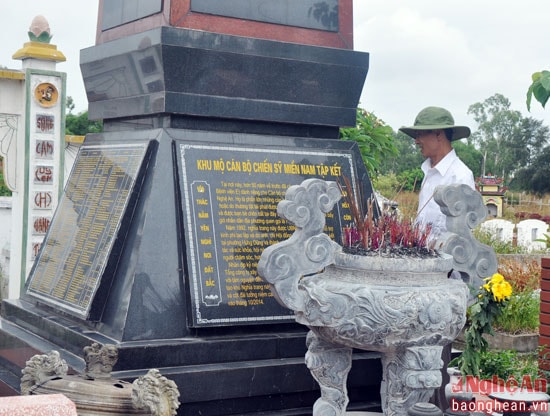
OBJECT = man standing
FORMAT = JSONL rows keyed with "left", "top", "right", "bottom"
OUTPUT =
{"left": 399, "top": 106, "right": 476, "bottom": 410}
{"left": 399, "top": 106, "right": 475, "bottom": 238}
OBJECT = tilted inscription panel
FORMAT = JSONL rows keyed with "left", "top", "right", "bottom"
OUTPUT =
{"left": 26, "top": 144, "right": 149, "bottom": 319}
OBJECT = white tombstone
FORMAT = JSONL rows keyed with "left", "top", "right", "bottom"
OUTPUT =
{"left": 480, "top": 219, "right": 515, "bottom": 244}
{"left": 516, "top": 219, "right": 549, "bottom": 252}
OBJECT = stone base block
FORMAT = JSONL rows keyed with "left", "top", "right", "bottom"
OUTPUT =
{"left": 0, "top": 393, "right": 77, "bottom": 416}
{"left": 484, "top": 331, "right": 539, "bottom": 353}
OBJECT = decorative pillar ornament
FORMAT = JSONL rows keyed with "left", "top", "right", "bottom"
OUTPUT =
{"left": 6, "top": 15, "right": 66, "bottom": 298}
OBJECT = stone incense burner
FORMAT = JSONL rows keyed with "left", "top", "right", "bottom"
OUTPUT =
{"left": 258, "top": 179, "right": 496, "bottom": 416}
{"left": 21, "top": 343, "right": 180, "bottom": 416}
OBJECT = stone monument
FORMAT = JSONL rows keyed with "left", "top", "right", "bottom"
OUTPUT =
{"left": 0, "top": 1, "right": 377, "bottom": 413}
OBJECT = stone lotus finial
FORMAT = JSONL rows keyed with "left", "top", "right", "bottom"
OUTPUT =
{"left": 83, "top": 342, "right": 119, "bottom": 379}
{"left": 20, "top": 350, "right": 68, "bottom": 395}
{"left": 13, "top": 15, "right": 65, "bottom": 62}
{"left": 28, "top": 15, "right": 52, "bottom": 43}
{"left": 132, "top": 369, "right": 181, "bottom": 416}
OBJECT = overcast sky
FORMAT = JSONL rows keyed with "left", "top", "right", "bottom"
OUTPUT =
{"left": 1, "top": 0, "right": 549, "bottom": 132}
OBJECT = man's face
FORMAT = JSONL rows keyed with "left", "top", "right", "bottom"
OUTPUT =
{"left": 414, "top": 130, "right": 442, "bottom": 160}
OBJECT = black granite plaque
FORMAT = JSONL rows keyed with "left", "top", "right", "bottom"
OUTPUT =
{"left": 178, "top": 142, "right": 360, "bottom": 327}
{"left": 101, "top": 0, "right": 163, "bottom": 31}
{"left": 26, "top": 143, "right": 150, "bottom": 319}
{"left": 191, "top": 0, "right": 339, "bottom": 31}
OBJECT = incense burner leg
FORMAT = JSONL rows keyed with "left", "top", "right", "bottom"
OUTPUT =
{"left": 381, "top": 346, "right": 444, "bottom": 416}
{"left": 305, "top": 330, "right": 353, "bottom": 416}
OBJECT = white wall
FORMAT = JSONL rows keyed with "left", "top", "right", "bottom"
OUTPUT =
{"left": 0, "top": 196, "right": 12, "bottom": 298}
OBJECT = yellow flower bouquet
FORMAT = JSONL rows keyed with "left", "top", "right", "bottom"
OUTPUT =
{"left": 482, "top": 273, "right": 513, "bottom": 303}
{"left": 453, "top": 273, "right": 513, "bottom": 376}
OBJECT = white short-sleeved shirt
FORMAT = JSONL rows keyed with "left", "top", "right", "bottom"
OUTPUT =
{"left": 416, "top": 149, "right": 475, "bottom": 237}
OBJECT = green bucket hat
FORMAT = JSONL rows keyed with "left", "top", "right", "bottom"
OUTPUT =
{"left": 399, "top": 106, "right": 470, "bottom": 141}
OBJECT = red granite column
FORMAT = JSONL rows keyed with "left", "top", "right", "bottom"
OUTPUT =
{"left": 97, "top": 0, "right": 354, "bottom": 49}
{"left": 539, "top": 258, "right": 550, "bottom": 375}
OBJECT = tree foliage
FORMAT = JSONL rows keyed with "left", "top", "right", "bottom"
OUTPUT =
{"left": 65, "top": 95, "right": 102, "bottom": 136}
{"left": 527, "top": 70, "right": 550, "bottom": 110}
{"left": 339, "top": 109, "right": 397, "bottom": 178}
{"left": 512, "top": 146, "right": 550, "bottom": 195}
{"left": 65, "top": 110, "right": 102, "bottom": 136}
{"left": 379, "top": 131, "right": 423, "bottom": 174}
{"left": 0, "top": 163, "right": 11, "bottom": 196}
{"left": 467, "top": 93, "right": 549, "bottom": 181}
{"left": 396, "top": 168, "right": 424, "bottom": 192}
{"left": 452, "top": 141, "right": 483, "bottom": 178}
{"left": 467, "top": 94, "right": 520, "bottom": 179}
{"left": 66, "top": 96, "right": 75, "bottom": 114}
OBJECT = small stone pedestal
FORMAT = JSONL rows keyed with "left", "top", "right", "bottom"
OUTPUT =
{"left": 0, "top": 393, "right": 77, "bottom": 416}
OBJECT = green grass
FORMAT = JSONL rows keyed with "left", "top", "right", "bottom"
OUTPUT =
{"left": 479, "top": 349, "right": 539, "bottom": 381}
{"left": 0, "top": 164, "right": 11, "bottom": 196}
{"left": 493, "top": 290, "right": 540, "bottom": 334}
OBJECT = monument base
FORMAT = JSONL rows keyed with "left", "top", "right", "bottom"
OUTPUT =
{"left": 0, "top": 298, "right": 382, "bottom": 415}
{"left": 0, "top": 128, "right": 382, "bottom": 415}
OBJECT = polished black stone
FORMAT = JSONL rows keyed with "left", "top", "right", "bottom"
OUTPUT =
{"left": 191, "top": 0, "right": 339, "bottom": 32}
{"left": 101, "top": 0, "right": 163, "bottom": 31}
{"left": 20, "top": 129, "right": 374, "bottom": 338}
{"left": 80, "top": 26, "right": 369, "bottom": 129}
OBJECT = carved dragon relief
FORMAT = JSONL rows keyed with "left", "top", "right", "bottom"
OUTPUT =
{"left": 20, "top": 350, "right": 68, "bottom": 395}
{"left": 132, "top": 369, "right": 180, "bottom": 416}
{"left": 83, "top": 342, "right": 118, "bottom": 380}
